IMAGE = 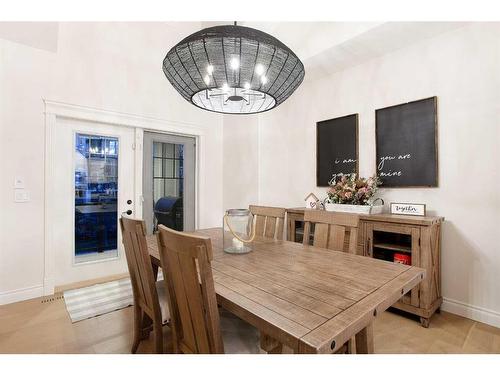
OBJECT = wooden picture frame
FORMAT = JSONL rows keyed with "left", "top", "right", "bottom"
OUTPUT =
{"left": 316, "top": 114, "right": 359, "bottom": 187}
{"left": 375, "top": 97, "right": 438, "bottom": 188}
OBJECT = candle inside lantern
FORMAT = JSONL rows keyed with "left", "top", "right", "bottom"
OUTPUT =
{"left": 232, "top": 237, "right": 244, "bottom": 250}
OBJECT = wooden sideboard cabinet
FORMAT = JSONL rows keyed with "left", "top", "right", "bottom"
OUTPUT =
{"left": 286, "top": 208, "right": 444, "bottom": 327}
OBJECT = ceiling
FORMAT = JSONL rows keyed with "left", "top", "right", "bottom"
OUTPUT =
{"left": 0, "top": 21, "right": 469, "bottom": 79}
{"left": 0, "top": 22, "right": 59, "bottom": 52}
{"left": 202, "top": 21, "right": 469, "bottom": 80}
{"left": 201, "top": 22, "right": 383, "bottom": 61}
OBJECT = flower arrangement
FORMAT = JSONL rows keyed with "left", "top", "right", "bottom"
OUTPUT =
{"left": 326, "top": 174, "right": 381, "bottom": 206}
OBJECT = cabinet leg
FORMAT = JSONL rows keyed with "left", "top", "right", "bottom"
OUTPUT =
{"left": 420, "top": 317, "right": 430, "bottom": 328}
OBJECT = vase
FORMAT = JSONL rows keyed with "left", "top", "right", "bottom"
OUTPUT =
{"left": 324, "top": 203, "right": 383, "bottom": 214}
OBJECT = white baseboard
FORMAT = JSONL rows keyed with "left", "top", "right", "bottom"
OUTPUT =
{"left": 442, "top": 297, "right": 500, "bottom": 328}
{"left": 0, "top": 285, "right": 44, "bottom": 305}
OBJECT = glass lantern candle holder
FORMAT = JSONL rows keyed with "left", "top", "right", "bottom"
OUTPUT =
{"left": 223, "top": 209, "right": 255, "bottom": 254}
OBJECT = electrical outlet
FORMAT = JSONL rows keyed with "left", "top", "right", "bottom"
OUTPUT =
{"left": 14, "top": 189, "right": 30, "bottom": 203}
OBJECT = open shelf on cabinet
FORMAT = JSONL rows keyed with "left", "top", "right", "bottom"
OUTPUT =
{"left": 372, "top": 230, "right": 412, "bottom": 264}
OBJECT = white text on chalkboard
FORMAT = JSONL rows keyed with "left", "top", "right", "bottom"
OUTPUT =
{"left": 335, "top": 158, "right": 356, "bottom": 165}
{"left": 377, "top": 153, "right": 411, "bottom": 170}
{"left": 380, "top": 170, "right": 402, "bottom": 177}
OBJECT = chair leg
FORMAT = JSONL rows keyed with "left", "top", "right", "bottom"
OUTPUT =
{"left": 131, "top": 306, "right": 143, "bottom": 354}
{"left": 153, "top": 322, "right": 163, "bottom": 354}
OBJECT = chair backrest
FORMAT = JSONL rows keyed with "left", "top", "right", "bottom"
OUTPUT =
{"left": 156, "top": 225, "right": 224, "bottom": 354}
{"left": 249, "top": 205, "right": 286, "bottom": 240}
{"left": 302, "top": 210, "right": 360, "bottom": 254}
{"left": 119, "top": 216, "right": 161, "bottom": 320}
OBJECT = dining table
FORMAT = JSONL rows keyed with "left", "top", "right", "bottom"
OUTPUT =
{"left": 146, "top": 227, "right": 425, "bottom": 354}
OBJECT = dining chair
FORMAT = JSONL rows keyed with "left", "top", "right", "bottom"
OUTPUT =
{"left": 156, "top": 225, "right": 259, "bottom": 354}
{"left": 249, "top": 205, "right": 286, "bottom": 240}
{"left": 119, "top": 216, "right": 171, "bottom": 354}
{"left": 303, "top": 210, "right": 360, "bottom": 354}
{"left": 302, "top": 210, "right": 360, "bottom": 254}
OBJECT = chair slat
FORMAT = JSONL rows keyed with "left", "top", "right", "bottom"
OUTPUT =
{"left": 255, "top": 215, "right": 266, "bottom": 237}
{"left": 264, "top": 217, "right": 277, "bottom": 238}
{"left": 313, "top": 223, "right": 329, "bottom": 248}
{"left": 328, "top": 225, "right": 346, "bottom": 252}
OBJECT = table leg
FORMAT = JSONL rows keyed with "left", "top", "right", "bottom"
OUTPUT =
{"left": 355, "top": 322, "right": 374, "bottom": 354}
{"left": 260, "top": 333, "right": 283, "bottom": 354}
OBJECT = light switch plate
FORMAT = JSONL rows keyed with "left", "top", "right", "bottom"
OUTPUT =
{"left": 14, "top": 189, "right": 30, "bottom": 203}
{"left": 14, "top": 176, "right": 25, "bottom": 189}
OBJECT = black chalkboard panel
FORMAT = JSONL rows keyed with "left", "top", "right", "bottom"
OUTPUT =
{"left": 316, "top": 114, "right": 358, "bottom": 187}
{"left": 376, "top": 97, "right": 438, "bottom": 187}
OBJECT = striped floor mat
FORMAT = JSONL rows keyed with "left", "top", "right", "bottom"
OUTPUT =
{"left": 64, "top": 278, "right": 133, "bottom": 322}
{"left": 64, "top": 273, "right": 163, "bottom": 323}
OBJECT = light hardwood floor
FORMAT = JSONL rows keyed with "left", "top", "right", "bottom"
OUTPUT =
{"left": 0, "top": 294, "right": 499, "bottom": 354}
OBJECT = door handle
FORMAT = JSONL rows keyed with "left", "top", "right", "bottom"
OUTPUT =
{"left": 125, "top": 210, "right": 132, "bottom": 215}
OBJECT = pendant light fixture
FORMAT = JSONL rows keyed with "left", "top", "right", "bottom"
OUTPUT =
{"left": 162, "top": 22, "right": 305, "bottom": 114}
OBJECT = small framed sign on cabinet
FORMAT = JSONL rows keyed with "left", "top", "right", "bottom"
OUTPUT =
{"left": 390, "top": 202, "right": 426, "bottom": 216}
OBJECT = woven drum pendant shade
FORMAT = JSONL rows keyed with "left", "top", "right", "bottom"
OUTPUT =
{"left": 162, "top": 24, "right": 305, "bottom": 114}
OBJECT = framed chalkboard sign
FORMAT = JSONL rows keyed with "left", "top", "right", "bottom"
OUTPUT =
{"left": 316, "top": 114, "right": 358, "bottom": 187}
{"left": 376, "top": 97, "right": 438, "bottom": 187}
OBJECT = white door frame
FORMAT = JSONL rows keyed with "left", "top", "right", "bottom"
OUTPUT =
{"left": 43, "top": 100, "right": 205, "bottom": 295}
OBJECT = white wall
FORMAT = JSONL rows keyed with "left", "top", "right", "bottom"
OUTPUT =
{"left": 258, "top": 23, "right": 500, "bottom": 326}
{"left": 223, "top": 115, "right": 259, "bottom": 211}
{"left": 0, "top": 22, "right": 224, "bottom": 303}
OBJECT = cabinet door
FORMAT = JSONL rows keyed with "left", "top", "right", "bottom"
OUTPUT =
{"left": 364, "top": 222, "right": 421, "bottom": 307}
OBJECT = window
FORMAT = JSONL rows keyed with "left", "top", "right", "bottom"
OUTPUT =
{"left": 74, "top": 133, "right": 119, "bottom": 263}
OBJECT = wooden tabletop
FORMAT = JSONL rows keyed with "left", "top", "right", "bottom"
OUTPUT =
{"left": 147, "top": 227, "right": 425, "bottom": 353}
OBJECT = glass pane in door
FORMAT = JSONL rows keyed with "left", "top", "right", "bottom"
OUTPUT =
{"left": 152, "top": 141, "right": 184, "bottom": 231}
{"left": 74, "top": 133, "right": 119, "bottom": 263}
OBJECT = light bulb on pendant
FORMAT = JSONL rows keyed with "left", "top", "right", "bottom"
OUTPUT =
{"left": 255, "top": 64, "right": 264, "bottom": 76}
{"left": 230, "top": 57, "right": 239, "bottom": 70}
{"left": 221, "top": 83, "right": 230, "bottom": 92}
{"left": 244, "top": 82, "right": 251, "bottom": 90}
{"left": 206, "top": 64, "right": 214, "bottom": 75}
{"left": 260, "top": 75, "right": 268, "bottom": 85}
{"left": 204, "top": 75, "right": 210, "bottom": 85}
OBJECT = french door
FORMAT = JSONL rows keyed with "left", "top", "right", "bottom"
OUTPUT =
{"left": 51, "top": 117, "right": 135, "bottom": 286}
{"left": 142, "top": 132, "right": 196, "bottom": 234}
